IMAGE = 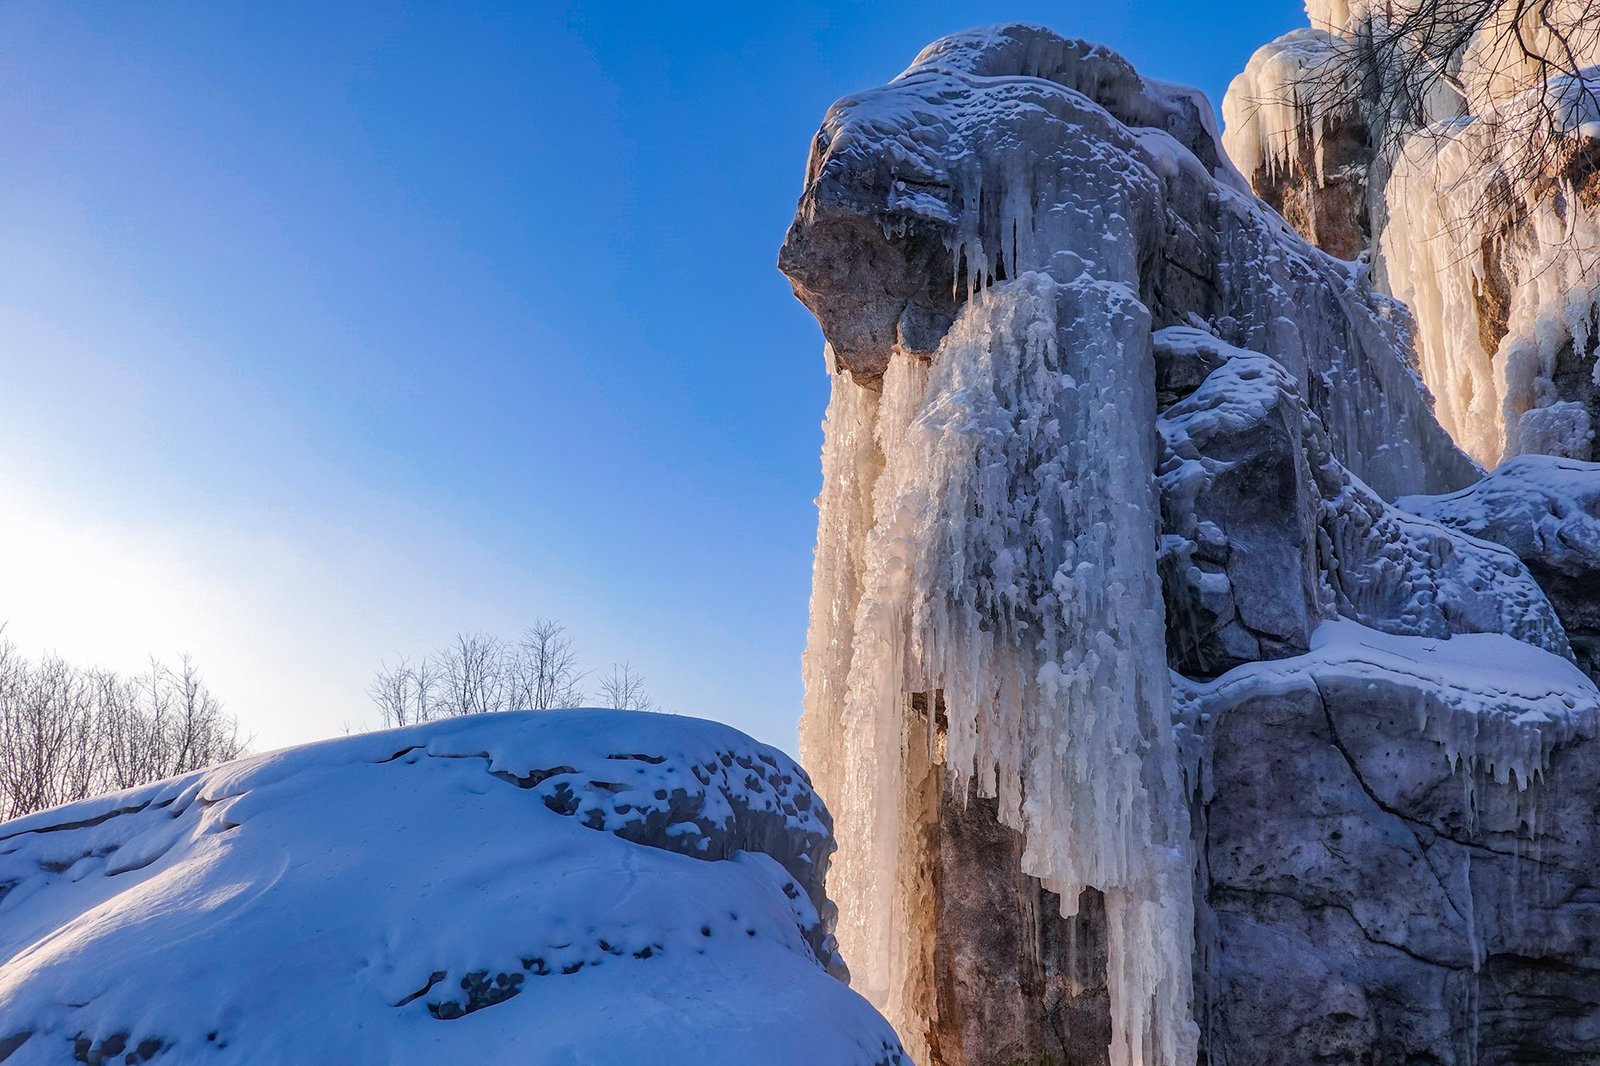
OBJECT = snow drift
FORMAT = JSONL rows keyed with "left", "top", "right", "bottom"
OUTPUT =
{"left": 0, "top": 711, "right": 905, "bottom": 1065}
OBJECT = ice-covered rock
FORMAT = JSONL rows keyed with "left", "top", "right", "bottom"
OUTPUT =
{"left": 0, "top": 711, "right": 905, "bottom": 1065}
{"left": 783, "top": 21, "right": 1600, "bottom": 1066}
{"left": 1223, "top": 0, "right": 1600, "bottom": 465}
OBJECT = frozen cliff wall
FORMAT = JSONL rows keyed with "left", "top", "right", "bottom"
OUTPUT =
{"left": 1223, "top": 0, "right": 1600, "bottom": 465}
{"left": 784, "top": 22, "right": 1600, "bottom": 1066}
{"left": 0, "top": 711, "right": 905, "bottom": 1065}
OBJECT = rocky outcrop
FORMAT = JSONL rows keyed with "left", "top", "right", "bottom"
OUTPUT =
{"left": 1221, "top": 29, "right": 1373, "bottom": 262}
{"left": 1403, "top": 454, "right": 1600, "bottom": 682}
{"left": 1223, "top": 3, "right": 1600, "bottom": 466}
{"left": 1157, "top": 329, "right": 1569, "bottom": 677}
{"left": 1180, "top": 625, "right": 1600, "bottom": 1066}
{"left": 783, "top": 22, "right": 1600, "bottom": 1066}
{"left": 0, "top": 711, "right": 904, "bottom": 1064}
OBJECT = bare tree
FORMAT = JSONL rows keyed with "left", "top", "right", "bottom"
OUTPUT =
{"left": 438, "top": 632, "right": 509, "bottom": 718}
{"left": 597, "top": 662, "right": 653, "bottom": 711}
{"left": 516, "top": 619, "right": 585, "bottom": 710}
{"left": 0, "top": 636, "right": 247, "bottom": 823}
{"left": 1298, "top": 0, "right": 1600, "bottom": 201}
{"left": 368, "top": 655, "right": 441, "bottom": 729}
{"left": 368, "top": 622, "right": 589, "bottom": 728}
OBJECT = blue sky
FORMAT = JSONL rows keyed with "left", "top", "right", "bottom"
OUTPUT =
{"left": 0, "top": 0, "right": 1304, "bottom": 754}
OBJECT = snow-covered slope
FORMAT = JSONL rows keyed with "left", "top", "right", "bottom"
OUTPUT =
{"left": 0, "top": 711, "right": 905, "bottom": 1065}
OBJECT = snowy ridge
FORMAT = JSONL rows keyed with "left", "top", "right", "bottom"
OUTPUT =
{"left": 1177, "top": 617, "right": 1599, "bottom": 795}
{"left": 0, "top": 711, "right": 904, "bottom": 1065}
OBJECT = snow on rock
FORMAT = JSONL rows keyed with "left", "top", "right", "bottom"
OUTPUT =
{"left": 1177, "top": 621, "right": 1600, "bottom": 1063}
{"left": 1156, "top": 329, "right": 1570, "bottom": 676}
{"left": 781, "top": 21, "right": 1494, "bottom": 1066}
{"left": 1403, "top": 453, "right": 1600, "bottom": 680}
{"left": 1220, "top": 29, "right": 1376, "bottom": 261}
{"left": 0, "top": 711, "right": 906, "bottom": 1065}
{"left": 782, "top": 25, "right": 1477, "bottom": 501}
{"left": 1182, "top": 618, "right": 1598, "bottom": 790}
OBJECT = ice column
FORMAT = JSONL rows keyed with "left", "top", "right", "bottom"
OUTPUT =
{"left": 802, "top": 272, "right": 1198, "bottom": 1066}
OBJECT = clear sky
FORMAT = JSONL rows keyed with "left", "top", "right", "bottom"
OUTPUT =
{"left": 0, "top": 0, "right": 1305, "bottom": 756}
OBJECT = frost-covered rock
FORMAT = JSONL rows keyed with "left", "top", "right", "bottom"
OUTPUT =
{"left": 1220, "top": 28, "right": 1373, "bottom": 261}
{"left": 1404, "top": 454, "right": 1600, "bottom": 680}
{"left": 0, "top": 711, "right": 905, "bottom": 1065}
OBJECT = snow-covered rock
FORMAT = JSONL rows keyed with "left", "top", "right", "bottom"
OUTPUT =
{"left": 0, "top": 711, "right": 905, "bottom": 1065}
{"left": 782, "top": 21, "right": 1600, "bottom": 1066}
{"left": 1157, "top": 330, "right": 1569, "bottom": 676}
{"left": 1404, "top": 454, "right": 1600, "bottom": 681}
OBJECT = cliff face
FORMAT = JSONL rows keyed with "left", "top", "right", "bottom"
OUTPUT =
{"left": 1223, "top": 1, "right": 1600, "bottom": 466}
{"left": 782, "top": 23, "right": 1600, "bottom": 1066}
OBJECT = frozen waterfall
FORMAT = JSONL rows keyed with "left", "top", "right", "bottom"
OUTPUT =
{"left": 801, "top": 272, "right": 1198, "bottom": 1066}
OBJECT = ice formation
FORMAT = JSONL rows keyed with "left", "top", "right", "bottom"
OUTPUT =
{"left": 803, "top": 274, "right": 1197, "bottom": 1066}
{"left": 788, "top": 31, "right": 1226, "bottom": 1065}
{"left": 0, "top": 711, "right": 905, "bottom": 1065}
{"left": 784, "top": 22, "right": 1462, "bottom": 1066}
{"left": 783, "top": 21, "right": 1600, "bottom": 1066}
{"left": 1155, "top": 330, "right": 1570, "bottom": 662}
{"left": 1223, "top": 0, "right": 1600, "bottom": 465}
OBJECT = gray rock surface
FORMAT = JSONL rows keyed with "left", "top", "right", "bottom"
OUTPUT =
{"left": 1157, "top": 329, "right": 1569, "bottom": 676}
{"left": 1178, "top": 633, "right": 1600, "bottom": 1066}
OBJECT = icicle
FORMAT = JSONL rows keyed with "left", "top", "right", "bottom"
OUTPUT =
{"left": 802, "top": 272, "right": 1198, "bottom": 1066}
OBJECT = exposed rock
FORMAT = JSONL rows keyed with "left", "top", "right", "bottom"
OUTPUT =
{"left": 1158, "top": 331, "right": 1569, "bottom": 676}
{"left": 1221, "top": 29, "right": 1373, "bottom": 262}
{"left": 1179, "top": 624, "right": 1600, "bottom": 1065}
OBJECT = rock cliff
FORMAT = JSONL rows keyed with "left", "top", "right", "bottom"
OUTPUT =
{"left": 783, "top": 23, "right": 1600, "bottom": 1066}
{"left": 1224, "top": 0, "right": 1600, "bottom": 465}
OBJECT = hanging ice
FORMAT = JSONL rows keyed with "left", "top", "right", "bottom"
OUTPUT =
{"left": 800, "top": 273, "right": 1197, "bottom": 1066}
{"left": 1222, "top": 0, "right": 1600, "bottom": 464}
